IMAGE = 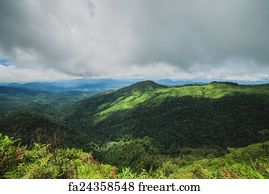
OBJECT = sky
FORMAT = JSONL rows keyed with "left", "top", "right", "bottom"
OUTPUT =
{"left": 0, "top": 0, "right": 269, "bottom": 82}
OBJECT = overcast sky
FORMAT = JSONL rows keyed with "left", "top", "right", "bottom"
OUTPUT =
{"left": 0, "top": 0, "right": 269, "bottom": 82}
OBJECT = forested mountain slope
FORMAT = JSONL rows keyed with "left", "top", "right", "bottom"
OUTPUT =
{"left": 64, "top": 81, "right": 269, "bottom": 152}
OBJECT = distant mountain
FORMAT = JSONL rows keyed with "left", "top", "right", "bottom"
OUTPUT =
{"left": 0, "top": 86, "right": 43, "bottom": 95}
{"left": 0, "top": 86, "right": 95, "bottom": 116}
{"left": 0, "top": 79, "right": 138, "bottom": 91}
{"left": 1, "top": 79, "right": 269, "bottom": 92}
{"left": 156, "top": 79, "right": 205, "bottom": 86}
{"left": 64, "top": 81, "right": 269, "bottom": 152}
{"left": 0, "top": 78, "right": 227, "bottom": 92}
{"left": 120, "top": 80, "right": 165, "bottom": 92}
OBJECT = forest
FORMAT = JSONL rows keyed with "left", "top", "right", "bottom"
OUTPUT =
{"left": 1, "top": 80, "right": 269, "bottom": 178}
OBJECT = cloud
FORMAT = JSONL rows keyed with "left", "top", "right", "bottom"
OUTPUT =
{"left": 0, "top": 64, "right": 77, "bottom": 82}
{"left": 0, "top": 0, "right": 269, "bottom": 81}
{"left": 0, "top": 0, "right": 137, "bottom": 75}
{"left": 127, "top": 0, "right": 269, "bottom": 67}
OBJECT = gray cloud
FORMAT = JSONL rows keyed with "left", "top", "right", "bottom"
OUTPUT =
{"left": 127, "top": 0, "right": 269, "bottom": 67}
{"left": 0, "top": 0, "right": 269, "bottom": 81}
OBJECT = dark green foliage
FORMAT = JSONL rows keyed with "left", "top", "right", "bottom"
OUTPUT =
{"left": 117, "top": 141, "right": 269, "bottom": 179}
{"left": 209, "top": 81, "right": 239, "bottom": 86}
{"left": 126, "top": 94, "right": 269, "bottom": 151}
{"left": 0, "top": 111, "right": 72, "bottom": 148}
{"left": 96, "top": 137, "right": 166, "bottom": 171}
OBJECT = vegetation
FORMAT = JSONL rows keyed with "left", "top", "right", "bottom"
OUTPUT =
{"left": 64, "top": 81, "right": 269, "bottom": 152}
{"left": 1, "top": 133, "right": 268, "bottom": 178}
{"left": 1, "top": 81, "right": 269, "bottom": 178}
{"left": 0, "top": 134, "right": 116, "bottom": 178}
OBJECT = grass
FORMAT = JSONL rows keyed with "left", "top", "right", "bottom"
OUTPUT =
{"left": 94, "top": 83, "right": 269, "bottom": 121}
{"left": 165, "top": 141, "right": 269, "bottom": 179}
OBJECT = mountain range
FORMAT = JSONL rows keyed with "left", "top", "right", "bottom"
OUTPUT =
{"left": 2, "top": 78, "right": 267, "bottom": 92}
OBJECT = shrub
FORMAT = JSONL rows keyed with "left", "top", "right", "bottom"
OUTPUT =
{"left": 97, "top": 137, "right": 165, "bottom": 171}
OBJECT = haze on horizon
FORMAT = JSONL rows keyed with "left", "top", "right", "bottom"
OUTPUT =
{"left": 0, "top": 0, "right": 269, "bottom": 82}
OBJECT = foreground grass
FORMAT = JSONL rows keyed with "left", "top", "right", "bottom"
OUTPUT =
{"left": 0, "top": 134, "right": 116, "bottom": 179}
{"left": 165, "top": 142, "right": 269, "bottom": 178}
{"left": 1, "top": 133, "right": 268, "bottom": 179}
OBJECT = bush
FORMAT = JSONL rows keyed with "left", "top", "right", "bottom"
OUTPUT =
{"left": 0, "top": 134, "right": 24, "bottom": 177}
{"left": 97, "top": 137, "right": 166, "bottom": 171}
{"left": 1, "top": 133, "right": 116, "bottom": 179}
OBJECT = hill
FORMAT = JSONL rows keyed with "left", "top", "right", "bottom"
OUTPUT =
{"left": 0, "top": 86, "right": 42, "bottom": 95}
{"left": 0, "top": 86, "right": 95, "bottom": 115}
{"left": 64, "top": 81, "right": 269, "bottom": 152}
{"left": 1, "top": 79, "right": 137, "bottom": 91}
{"left": 0, "top": 111, "right": 73, "bottom": 148}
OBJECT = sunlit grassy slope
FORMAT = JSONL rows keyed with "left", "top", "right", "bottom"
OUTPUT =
{"left": 95, "top": 81, "right": 269, "bottom": 121}
{"left": 166, "top": 141, "right": 269, "bottom": 179}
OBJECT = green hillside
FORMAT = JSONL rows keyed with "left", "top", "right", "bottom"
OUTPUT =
{"left": 0, "top": 111, "right": 73, "bottom": 148}
{"left": 0, "top": 86, "right": 95, "bottom": 116}
{"left": 0, "top": 87, "right": 95, "bottom": 148}
{"left": 167, "top": 142, "right": 269, "bottom": 178}
{"left": 64, "top": 81, "right": 269, "bottom": 152}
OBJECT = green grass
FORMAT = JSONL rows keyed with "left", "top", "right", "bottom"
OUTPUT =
{"left": 163, "top": 142, "right": 269, "bottom": 179}
{"left": 95, "top": 91, "right": 151, "bottom": 122}
{"left": 94, "top": 83, "right": 269, "bottom": 121}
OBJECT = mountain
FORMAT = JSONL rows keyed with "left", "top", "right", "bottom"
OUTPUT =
{"left": 156, "top": 79, "right": 205, "bottom": 86}
{"left": 2, "top": 80, "right": 269, "bottom": 152}
{"left": 64, "top": 81, "right": 269, "bottom": 152}
{"left": 0, "top": 86, "right": 42, "bottom": 95}
{"left": 1, "top": 80, "right": 269, "bottom": 178}
{"left": 1, "top": 78, "right": 269, "bottom": 92}
{"left": 0, "top": 79, "right": 138, "bottom": 91}
{"left": 120, "top": 80, "right": 165, "bottom": 92}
